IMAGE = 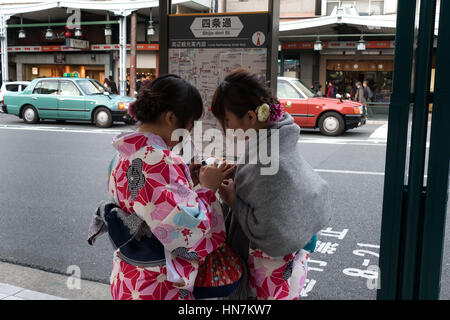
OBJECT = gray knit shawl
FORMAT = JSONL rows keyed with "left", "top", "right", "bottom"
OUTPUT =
{"left": 226, "top": 113, "right": 331, "bottom": 300}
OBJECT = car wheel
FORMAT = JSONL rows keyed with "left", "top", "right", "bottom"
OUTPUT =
{"left": 22, "top": 105, "right": 39, "bottom": 124}
{"left": 318, "top": 111, "right": 345, "bottom": 136}
{"left": 94, "top": 107, "right": 113, "bottom": 128}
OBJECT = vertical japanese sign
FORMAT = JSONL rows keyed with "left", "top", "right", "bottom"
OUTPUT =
{"left": 168, "top": 13, "right": 269, "bottom": 132}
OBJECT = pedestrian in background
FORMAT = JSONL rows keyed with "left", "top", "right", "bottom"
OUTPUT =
{"left": 355, "top": 81, "right": 366, "bottom": 103}
{"left": 363, "top": 81, "right": 374, "bottom": 102}
{"left": 350, "top": 82, "right": 357, "bottom": 100}
{"left": 136, "top": 75, "right": 145, "bottom": 93}
{"left": 109, "top": 77, "right": 118, "bottom": 94}
{"left": 312, "top": 82, "right": 322, "bottom": 96}
{"left": 103, "top": 78, "right": 112, "bottom": 92}
{"left": 326, "top": 81, "right": 337, "bottom": 98}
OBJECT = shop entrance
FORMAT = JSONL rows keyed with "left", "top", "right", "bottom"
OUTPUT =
{"left": 279, "top": 53, "right": 300, "bottom": 78}
{"left": 326, "top": 60, "right": 393, "bottom": 102}
{"left": 23, "top": 64, "right": 105, "bottom": 83}
{"left": 118, "top": 68, "right": 156, "bottom": 95}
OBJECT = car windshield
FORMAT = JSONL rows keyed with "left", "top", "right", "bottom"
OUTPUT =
{"left": 76, "top": 79, "right": 109, "bottom": 95}
{"left": 290, "top": 79, "right": 316, "bottom": 98}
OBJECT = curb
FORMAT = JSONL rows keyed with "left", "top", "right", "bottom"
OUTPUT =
{"left": 0, "top": 283, "right": 66, "bottom": 300}
{"left": 0, "top": 261, "right": 112, "bottom": 300}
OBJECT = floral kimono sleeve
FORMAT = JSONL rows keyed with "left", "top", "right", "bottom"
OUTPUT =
{"left": 120, "top": 147, "right": 226, "bottom": 262}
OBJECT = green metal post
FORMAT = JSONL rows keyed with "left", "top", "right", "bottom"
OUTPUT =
{"left": 376, "top": 0, "right": 417, "bottom": 300}
{"left": 417, "top": 0, "right": 450, "bottom": 300}
{"left": 401, "top": 0, "right": 436, "bottom": 300}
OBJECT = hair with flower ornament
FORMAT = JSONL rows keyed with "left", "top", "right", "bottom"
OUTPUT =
{"left": 211, "top": 68, "right": 283, "bottom": 129}
{"left": 255, "top": 102, "right": 284, "bottom": 123}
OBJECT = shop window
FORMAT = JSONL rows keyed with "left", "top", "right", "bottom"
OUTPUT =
{"left": 326, "top": 60, "right": 393, "bottom": 102}
{"left": 283, "top": 59, "right": 300, "bottom": 78}
{"left": 327, "top": 0, "right": 385, "bottom": 16}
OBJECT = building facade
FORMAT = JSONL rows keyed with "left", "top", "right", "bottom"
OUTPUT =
{"left": 0, "top": 0, "right": 211, "bottom": 94}
{"left": 1, "top": 0, "right": 438, "bottom": 102}
{"left": 278, "top": 0, "right": 398, "bottom": 102}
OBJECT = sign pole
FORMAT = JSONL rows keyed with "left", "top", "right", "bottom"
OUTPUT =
{"left": 159, "top": 0, "right": 171, "bottom": 76}
{"left": 129, "top": 11, "right": 137, "bottom": 97}
{"left": 0, "top": 14, "right": 9, "bottom": 84}
{"left": 267, "top": 0, "right": 280, "bottom": 96}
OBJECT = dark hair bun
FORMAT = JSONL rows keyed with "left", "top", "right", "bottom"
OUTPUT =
{"left": 131, "top": 74, "right": 203, "bottom": 127}
{"left": 132, "top": 88, "right": 162, "bottom": 122}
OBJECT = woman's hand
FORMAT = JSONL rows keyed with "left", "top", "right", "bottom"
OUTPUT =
{"left": 188, "top": 163, "right": 201, "bottom": 186}
{"left": 199, "top": 161, "right": 235, "bottom": 192}
{"left": 218, "top": 179, "right": 236, "bottom": 207}
{"left": 221, "top": 162, "right": 236, "bottom": 180}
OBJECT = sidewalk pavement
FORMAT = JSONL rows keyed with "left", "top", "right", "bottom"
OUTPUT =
{"left": 0, "top": 261, "right": 111, "bottom": 300}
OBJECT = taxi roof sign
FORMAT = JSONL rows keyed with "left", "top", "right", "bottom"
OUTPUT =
{"left": 63, "top": 72, "right": 79, "bottom": 78}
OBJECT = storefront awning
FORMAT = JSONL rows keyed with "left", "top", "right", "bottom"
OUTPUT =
{"left": 0, "top": 0, "right": 211, "bottom": 18}
{"left": 279, "top": 13, "right": 439, "bottom": 40}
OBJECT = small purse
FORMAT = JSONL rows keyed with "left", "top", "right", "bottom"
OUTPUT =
{"left": 193, "top": 243, "right": 243, "bottom": 299}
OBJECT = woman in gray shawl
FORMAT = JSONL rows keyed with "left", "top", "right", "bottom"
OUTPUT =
{"left": 211, "top": 69, "right": 331, "bottom": 300}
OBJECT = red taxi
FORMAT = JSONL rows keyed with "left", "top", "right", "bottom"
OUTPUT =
{"left": 278, "top": 77, "right": 367, "bottom": 136}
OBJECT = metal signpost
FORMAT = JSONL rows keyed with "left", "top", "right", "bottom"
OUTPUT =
{"left": 167, "top": 12, "right": 269, "bottom": 124}
{"left": 161, "top": 2, "right": 279, "bottom": 135}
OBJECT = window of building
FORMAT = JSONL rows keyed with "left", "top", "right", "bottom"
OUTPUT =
{"left": 327, "top": 0, "right": 385, "bottom": 16}
{"left": 326, "top": 60, "right": 393, "bottom": 102}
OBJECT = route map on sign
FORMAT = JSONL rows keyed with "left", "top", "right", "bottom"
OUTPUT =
{"left": 169, "top": 47, "right": 267, "bottom": 129}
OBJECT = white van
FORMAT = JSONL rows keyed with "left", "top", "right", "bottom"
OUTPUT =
{"left": 0, "top": 81, "right": 30, "bottom": 110}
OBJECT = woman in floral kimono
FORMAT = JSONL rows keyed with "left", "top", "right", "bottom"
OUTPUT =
{"left": 106, "top": 75, "right": 235, "bottom": 300}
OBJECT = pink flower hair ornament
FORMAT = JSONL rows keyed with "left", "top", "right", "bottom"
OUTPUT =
{"left": 268, "top": 103, "right": 284, "bottom": 123}
{"left": 255, "top": 102, "right": 284, "bottom": 123}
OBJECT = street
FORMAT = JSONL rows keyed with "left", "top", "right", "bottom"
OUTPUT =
{"left": 0, "top": 112, "right": 448, "bottom": 300}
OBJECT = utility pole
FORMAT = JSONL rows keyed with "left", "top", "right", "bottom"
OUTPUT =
{"left": 129, "top": 11, "right": 137, "bottom": 97}
{"left": 267, "top": 0, "right": 280, "bottom": 96}
{"left": 159, "top": 0, "right": 171, "bottom": 76}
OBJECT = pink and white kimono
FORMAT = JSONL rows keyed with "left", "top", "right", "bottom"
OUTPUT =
{"left": 107, "top": 131, "right": 226, "bottom": 300}
{"left": 248, "top": 248, "right": 309, "bottom": 300}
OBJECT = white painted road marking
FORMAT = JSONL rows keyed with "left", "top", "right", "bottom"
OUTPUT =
{"left": 0, "top": 124, "right": 128, "bottom": 135}
{"left": 300, "top": 139, "right": 387, "bottom": 146}
{"left": 362, "top": 259, "right": 371, "bottom": 267}
{"left": 315, "top": 169, "right": 385, "bottom": 176}
{"left": 368, "top": 124, "right": 388, "bottom": 140}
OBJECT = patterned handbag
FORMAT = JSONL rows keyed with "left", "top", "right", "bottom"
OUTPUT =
{"left": 193, "top": 243, "right": 244, "bottom": 299}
